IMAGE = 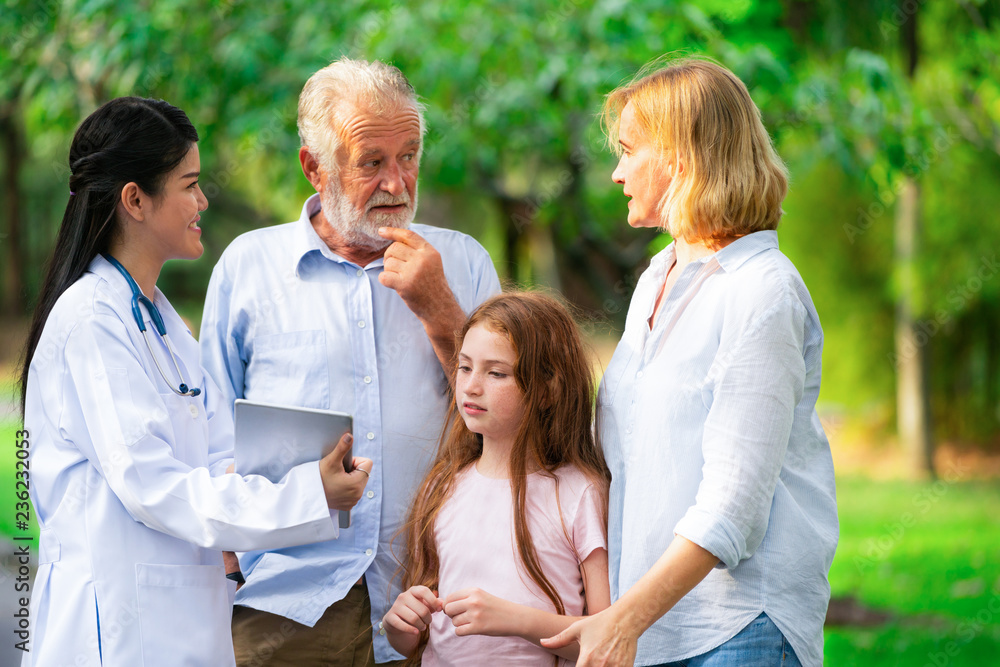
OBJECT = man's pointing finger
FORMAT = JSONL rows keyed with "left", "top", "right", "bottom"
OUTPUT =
{"left": 378, "top": 226, "right": 427, "bottom": 247}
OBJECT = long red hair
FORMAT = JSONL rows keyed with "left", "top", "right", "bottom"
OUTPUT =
{"left": 399, "top": 291, "right": 609, "bottom": 662}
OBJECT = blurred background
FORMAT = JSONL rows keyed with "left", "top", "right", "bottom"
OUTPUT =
{"left": 1, "top": 0, "right": 999, "bottom": 664}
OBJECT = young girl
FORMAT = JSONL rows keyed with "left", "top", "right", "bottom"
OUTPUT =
{"left": 382, "top": 292, "right": 611, "bottom": 665}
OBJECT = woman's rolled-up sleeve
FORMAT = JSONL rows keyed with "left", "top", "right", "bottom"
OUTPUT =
{"left": 59, "top": 310, "right": 337, "bottom": 552}
{"left": 673, "top": 297, "right": 807, "bottom": 569}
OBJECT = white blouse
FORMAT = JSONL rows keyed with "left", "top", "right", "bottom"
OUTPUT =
{"left": 599, "top": 231, "right": 838, "bottom": 667}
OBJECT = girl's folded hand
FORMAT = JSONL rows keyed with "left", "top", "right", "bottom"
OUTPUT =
{"left": 443, "top": 587, "right": 516, "bottom": 638}
{"left": 384, "top": 585, "right": 443, "bottom": 636}
{"left": 382, "top": 585, "right": 444, "bottom": 657}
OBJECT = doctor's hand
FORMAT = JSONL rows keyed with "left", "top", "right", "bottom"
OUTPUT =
{"left": 318, "top": 433, "right": 372, "bottom": 511}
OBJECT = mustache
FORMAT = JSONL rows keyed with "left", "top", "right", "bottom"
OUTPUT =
{"left": 366, "top": 191, "right": 410, "bottom": 210}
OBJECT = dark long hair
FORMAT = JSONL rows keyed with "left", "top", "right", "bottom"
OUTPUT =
{"left": 18, "top": 97, "right": 199, "bottom": 416}
{"left": 400, "top": 292, "right": 610, "bottom": 663}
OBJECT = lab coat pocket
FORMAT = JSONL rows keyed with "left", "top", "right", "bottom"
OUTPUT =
{"left": 158, "top": 390, "right": 209, "bottom": 466}
{"left": 135, "top": 563, "right": 232, "bottom": 665}
{"left": 246, "top": 330, "right": 330, "bottom": 409}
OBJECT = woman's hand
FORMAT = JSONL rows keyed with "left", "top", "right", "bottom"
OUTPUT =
{"left": 318, "top": 433, "right": 373, "bottom": 511}
{"left": 443, "top": 587, "right": 517, "bottom": 637}
{"left": 382, "top": 585, "right": 444, "bottom": 656}
{"left": 542, "top": 606, "right": 639, "bottom": 667}
{"left": 545, "top": 537, "right": 719, "bottom": 666}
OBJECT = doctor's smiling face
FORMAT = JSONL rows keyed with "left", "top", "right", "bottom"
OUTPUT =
{"left": 140, "top": 143, "right": 208, "bottom": 263}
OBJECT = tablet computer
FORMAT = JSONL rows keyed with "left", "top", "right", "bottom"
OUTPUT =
{"left": 233, "top": 399, "right": 354, "bottom": 529}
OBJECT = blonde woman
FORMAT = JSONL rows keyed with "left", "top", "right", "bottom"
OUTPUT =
{"left": 544, "top": 58, "right": 837, "bottom": 666}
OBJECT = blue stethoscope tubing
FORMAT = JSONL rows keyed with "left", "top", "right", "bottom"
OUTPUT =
{"left": 101, "top": 253, "right": 201, "bottom": 397}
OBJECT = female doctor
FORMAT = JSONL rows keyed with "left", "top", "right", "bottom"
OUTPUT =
{"left": 17, "top": 96, "right": 373, "bottom": 666}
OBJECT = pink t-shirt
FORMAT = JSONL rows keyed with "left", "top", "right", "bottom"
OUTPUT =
{"left": 421, "top": 463, "right": 607, "bottom": 667}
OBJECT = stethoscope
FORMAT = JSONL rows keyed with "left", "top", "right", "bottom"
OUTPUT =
{"left": 102, "top": 253, "right": 202, "bottom": 397}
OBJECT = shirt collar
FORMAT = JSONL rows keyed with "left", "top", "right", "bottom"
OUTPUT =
{"left": 88, "top": 253, "right": 165, "bottom": 307}
{"left": 292, "top": 194, "right": 385, "bottom": 278}
{"left": 712, "top": 230, "right": 779, "bottom": 272}
{"left": 651, "top": 229, "right": 778, "bottom": 273}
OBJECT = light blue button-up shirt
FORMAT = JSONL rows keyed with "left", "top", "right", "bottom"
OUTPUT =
{"left": 200, "top": 194, "right": 500, "bottom": 662}
{"left": 599, "top": 231, "right": 838, "bottom": 667}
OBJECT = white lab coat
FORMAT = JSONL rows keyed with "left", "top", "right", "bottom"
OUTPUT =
{"left": 22, "top": 255, "right": 339, "bottom": 666}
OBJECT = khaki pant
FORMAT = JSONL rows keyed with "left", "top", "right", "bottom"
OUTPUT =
{"left": 232, "top": 584, "right": 405, "bottom": 667}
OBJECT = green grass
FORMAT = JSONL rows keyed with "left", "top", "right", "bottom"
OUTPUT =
{"left": 0, "top": 374, "right": 38, "bottom": 539}
{"left": 1, "top": 420, "right": 38, "bottom": 540}
{"left": 826, "top": 476, "right": 1000, "bottom": 665}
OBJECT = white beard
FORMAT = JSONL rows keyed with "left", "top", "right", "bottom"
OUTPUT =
{"left": 320, "top": 178, "right": 418, "bottom": 251}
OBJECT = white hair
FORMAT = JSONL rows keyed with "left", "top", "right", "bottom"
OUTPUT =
{"left": 297, "top": 57, "right": 426, "bottom": 173}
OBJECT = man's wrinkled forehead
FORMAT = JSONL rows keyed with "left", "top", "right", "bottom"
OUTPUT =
{"left": 334, "top": 100, "right": 422, "bottom": 160}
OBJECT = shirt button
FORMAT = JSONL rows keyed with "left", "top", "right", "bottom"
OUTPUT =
{"left": 358, "top": 320, "right": 366, "bottom": 328}
{"left": 625, "top": 426, "right": 632, "bottom": 434}
{"left": 188, "top": 405, "right": 198, "bottom": 418}
{"left": 356, "top": 268, "right": 364, "bottom": 277}
{"left": 367, "top": 490, "right": 375, "bottom": 499}
{"left": 365, "top": 548, "right": 373, "bottom": 556}
{"left": 366, "top": 432, "right": 375, "bottom": 440}
{"left": 363, "top": 376, "right": 372, "bottom": 384}
{"left": 637, "top": 371, "right": 644, "bottom": 379}
{"left": 379, "top": 625, "right": 386, "bottom": 636}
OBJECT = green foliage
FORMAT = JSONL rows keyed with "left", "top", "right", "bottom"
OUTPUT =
{"left": 2, "top": 0, "right": 999, "bottom": 443}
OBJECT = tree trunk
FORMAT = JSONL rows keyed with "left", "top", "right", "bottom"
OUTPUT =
{"left": 1, "top": 103, "right": 26, "bottom": 316}
{"left": 527, "top": 222, "right": 561, "bottom": 292}
{"left": 894, "top": 178, "right": 935, "bottom": 477}
{"left": 496, "top": 196, "right": 530, "bottom": 283}
{"left": 893, "top": 2, "right": 935, "bottom": 478}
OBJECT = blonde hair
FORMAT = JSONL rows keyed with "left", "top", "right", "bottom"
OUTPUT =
{"left": 297, "top": 57, "right": 426, "bottom": 173}
{"left": 602, "top": 56, "right": 788, "bottom": 242}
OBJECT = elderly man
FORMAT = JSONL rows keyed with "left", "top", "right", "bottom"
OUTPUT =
{"left": 200, "top": 58, "right": 500, "bottom": 666}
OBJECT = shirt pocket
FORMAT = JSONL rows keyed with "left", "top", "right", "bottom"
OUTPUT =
{"left": 135, "top": 563, "right": 232, "bottom": 666}
{"left": 246, "top": 330, "right": 331, "bottom": 409}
